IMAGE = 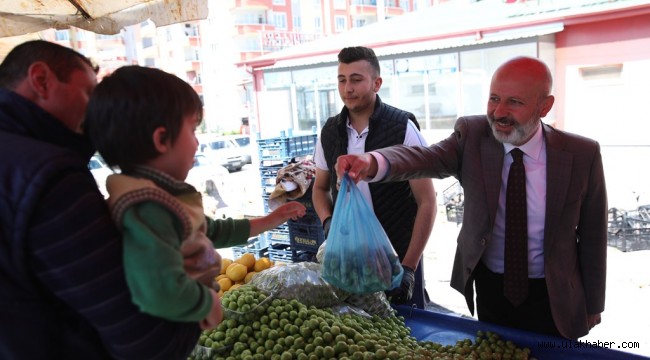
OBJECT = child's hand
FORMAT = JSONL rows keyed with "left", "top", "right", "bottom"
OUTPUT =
{"left": 199, "top": 289, "right": 223, "bottom": 330}
{"left": 249, "top": 201, "right": 307, "bottom": 236}
{"left": 275, "top": 201, "right": 307, "bottom": 221}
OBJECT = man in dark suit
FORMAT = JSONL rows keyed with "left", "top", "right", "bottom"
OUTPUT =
{"left": 335, "top": 56, "right": 607, "bottom": 340}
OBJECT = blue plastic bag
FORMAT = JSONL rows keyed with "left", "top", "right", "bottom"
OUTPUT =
{"left": 321, "top": 173, "right": 404, "bottom": 294}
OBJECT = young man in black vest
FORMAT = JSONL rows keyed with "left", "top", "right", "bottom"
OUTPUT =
{"left": 312, "top": 46, "right": 437, "bottom": 308}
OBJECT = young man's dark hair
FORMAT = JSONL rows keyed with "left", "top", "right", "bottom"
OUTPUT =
{"left": 337, "top": 46, "right": 381, "bottom": 76}
{"left": 0, "top": 39, "right": 97, "bottom": 89}
{"left": 85, "top": 65, "right": 203, "bottom": 171}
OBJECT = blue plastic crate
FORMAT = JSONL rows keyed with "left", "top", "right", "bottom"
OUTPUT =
{"left": 259, "top": 164, "right": 283, "bottom": 179}
{"left": 257, "top": 134, "right": 317, "bottom": 161}
{"left": 268, "top": 244, "right": 293, "bottom": 263}
{"left": 231, "top": 244, "right": 268, "bottom": 259}
{"left": 264, "top": 224, "right": 290, "bottom": 245}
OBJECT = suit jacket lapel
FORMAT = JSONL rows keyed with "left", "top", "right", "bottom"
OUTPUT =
{"left": 543, "top": 124, "right": 573, "bottom": 249}
{"left": 481, "top": 132, "right": 504, "bottom": 227}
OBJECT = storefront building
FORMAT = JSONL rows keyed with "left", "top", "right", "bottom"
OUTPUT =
{"left": 242, "top": 0, "right": 650, "bottom": 209}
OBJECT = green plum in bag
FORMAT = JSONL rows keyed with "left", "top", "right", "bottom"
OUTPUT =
{"left": 321, "top": 173, "right": 403, "bottom": 294}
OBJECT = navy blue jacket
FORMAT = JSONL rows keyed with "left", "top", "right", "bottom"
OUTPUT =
{"left": 0, "top": 89, "right": 200, "bottom": 359}
{"left": 320, "top": 95, "right": 419, "bottom": 258}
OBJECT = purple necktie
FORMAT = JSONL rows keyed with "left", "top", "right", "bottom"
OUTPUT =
{"left": 504, "top": 148, "right": 528, "bottom": 306}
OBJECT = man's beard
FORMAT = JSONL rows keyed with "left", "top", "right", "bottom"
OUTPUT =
{"left": 489, "top": 113, "right": 540, "bottom": 145}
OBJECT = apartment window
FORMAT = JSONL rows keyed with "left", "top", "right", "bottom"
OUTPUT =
{"left": 55, "top": 30, "right": 70, "bottom": 41}
{"left": 293, "top": 15, "right": 302, "bottom": 30}
{"left": 353, "top": 18, "right": 366, "bottom": 28}
{"left": 142, "top": 37, "right": 154, "bottom": 48}
{"left": 97, "top": 34, "right": 121, "bottom": 40}
{"left": 273, "top": 0, "right": 285, "bottom": 4}
{"left": 184, "top": 24, "right": 199, "bottom": 37}
{"left": 334, "top": 16, "right": 346, "bottom": 32}
{"left": 183, "top": 47, "right": 200, "bottom": 61}
{"left": 144, "top": 58, "right": 155, "bottom": 67}
{"left": 314, "top": 16, "right": 322, "bottom": 32}
{"left": 274, "top": 12, "right": 288, "bottom": 30}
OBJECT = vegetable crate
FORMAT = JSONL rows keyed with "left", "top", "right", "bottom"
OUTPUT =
{"left": 257, "top": 134, "right": 317, "bottom": 162}
{"left": 264, "top": 224, "right": 290, "bottom": 245}
{"left": 231, "top": 236, "right": 269, "bottom": 259}
{"left": 268, "top": 243, "right": 293, "bottom": 263}
{"left": 288, "top": 220, "right": 325, "bottom": 261}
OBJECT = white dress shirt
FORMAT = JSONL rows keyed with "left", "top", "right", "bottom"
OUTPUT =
{"left": 314, "top": 118, "right": 427, "bottom": 208}
{"left": 373, "top": 124, "right": 547, "bottom": 278}
{"left": 483, "top": 124, "right": 547, "bottom": 278}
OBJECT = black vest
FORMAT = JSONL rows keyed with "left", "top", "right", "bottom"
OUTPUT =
{"left": 321, "top": 95, "right": 419, "bottom": 259}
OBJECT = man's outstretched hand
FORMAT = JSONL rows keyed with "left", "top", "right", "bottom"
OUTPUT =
{"left": 334, "top": 153, "right": 378, "bottom": 184}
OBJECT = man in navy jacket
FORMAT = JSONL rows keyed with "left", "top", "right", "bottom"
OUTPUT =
{"left": 0, "top": 40, "right": 200, "bottom": 359}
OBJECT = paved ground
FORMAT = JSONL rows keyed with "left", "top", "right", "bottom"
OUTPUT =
{"left": 422, "top": 212, "right": 650, "bottom": 358}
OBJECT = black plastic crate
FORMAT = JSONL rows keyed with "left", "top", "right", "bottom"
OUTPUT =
{"left": 290, "top": 182, "right": 316, "bottom": 213}
{"left": 292, "top": 250, "right": 317, "bottom": 263}
{"left": 257, "top": 134, "right": 317, "bottom": 161}
{"left": 288, "top": 220, "right": 325, "bottom": 253}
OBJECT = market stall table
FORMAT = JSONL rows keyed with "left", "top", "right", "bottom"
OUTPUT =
{"left": 395, "top": 306, "right": 648, "bottom": 359}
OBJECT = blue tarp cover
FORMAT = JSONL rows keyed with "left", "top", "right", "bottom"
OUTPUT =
{"left": 394, "top": 306, "right": 648, "bottom": 360}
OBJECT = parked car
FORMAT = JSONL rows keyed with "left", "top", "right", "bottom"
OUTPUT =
{"left": 186, "top": 153, "right": 229, "bottom": 194}
{"left": 88, "top": 154, "right": 112, "bottom": 198}
{"left": 197, "top": 135, "right": 245, "bottom": 172}
{"left": 226, "top": 134, "right": 254, "bottom": 165}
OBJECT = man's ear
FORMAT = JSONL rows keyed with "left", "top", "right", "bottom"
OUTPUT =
{"left": 374, "top": 76, "right": 383, "bottom": 93}
{"left": 152, "top": 126, "right": 170, "bottom": 153}
{"left": 539, "top": 95, "right": 555, "bottom": 118}
{"left": 26, "top": 62, "right": 52, "bottom": 99}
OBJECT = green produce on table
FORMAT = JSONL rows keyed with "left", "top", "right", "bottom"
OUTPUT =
{"left": 249, "top": 262, "right": 344, "bottom": 308}
{"left": 187, "top": 285, "right": 535, "bottom": 360}
{"left": 316, "top": 240, "right": 397, "bottom": 318}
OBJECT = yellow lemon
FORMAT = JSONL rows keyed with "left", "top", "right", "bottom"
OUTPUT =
{"left": 244, "top": 271, "right": 257, "bottom": 283}
{"left": 235, "top": 253, "right": 256, "bottom": 271}
{"left": 217, "top": 277, "right": 233, "bottom": 291}
{"left": 225, "top": 262, "right": 247, "bottom": 282}
{"left": 229, "top": 283, "right": 243, "bottom": 291}
{"left": 215, "top": 274, "right": 228, "bottom": 281}
{"left": 220, "top": 258, "right": 233, "bottom": 275}
{"left": 254, "top": 257, "right": 273, "bottom": 272}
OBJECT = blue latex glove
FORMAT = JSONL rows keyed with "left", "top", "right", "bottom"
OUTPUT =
{"left": 386, "top": 265, "right": 415, "bottom": 304}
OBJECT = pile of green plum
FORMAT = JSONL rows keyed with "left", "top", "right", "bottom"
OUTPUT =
{"left": 188, "top": 285, "right": 534, "bottom": 360}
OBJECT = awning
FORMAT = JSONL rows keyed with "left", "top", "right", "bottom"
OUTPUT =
{"left": 257, "top": 22, "right": 564, "bottom": 71}
{"left": 0, "top": 0, "right": 209, "bottom": 37}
